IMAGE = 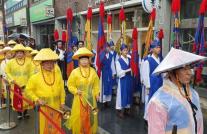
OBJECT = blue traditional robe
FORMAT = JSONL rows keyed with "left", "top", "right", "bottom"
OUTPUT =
{"left": 148, "top": 56, "right": 163, "bottom": 101}
{"left": 116, "top": 56, "right": 133, "bottom": 109}
{"left": 99, "top": 52, "right": 115, "bottom": 103}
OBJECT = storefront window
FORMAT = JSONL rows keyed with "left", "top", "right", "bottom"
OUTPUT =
{"left": 39, "top": 24, "right": 54, "bottom": 49}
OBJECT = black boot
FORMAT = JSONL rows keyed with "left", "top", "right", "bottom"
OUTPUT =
{"left": 23, "top": 110, "right": 30, "bottom": 118}
{"left": 17, "top": 112, "right": 23, "bottom": 120}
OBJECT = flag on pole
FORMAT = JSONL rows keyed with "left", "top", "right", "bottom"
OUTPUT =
{"left": 171, "top": 0, "right": 181, "bottom": 49}
{"left": 85, "top": 7, "right": 92, "bottom": 51}
{"left": 193, "top": 0, "right": 207, "bottom": 84}
{"left": 158, "top": 28, "right": 164, "bottom": 60}
{"left": 43, "top": 107, "right": 62, "bottom": 134}
{"left": 143, "top": 8, "right": 156, "bottom": 57}
{"left": 107, "top": 13, "right": 112, "bottom": 41}
{"left": 119, "top": 7, "right": 126, "bottom": 44}
{"left": 131, "top": 28, "right": 139, "bottom": 78}
{"left": 96, "top": 1, "right": 106, "bottom": 77}
{"left": 66, "top": 8, "right": 74, "bottom": 77}
{"left": 54, "top": 29, "right": 59, "bottom": 41}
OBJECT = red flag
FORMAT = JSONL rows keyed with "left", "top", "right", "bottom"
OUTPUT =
{"left": 13, "top": 84, "right": 23, "bottom": 112}
{"left": 54, "top": 30, "right": 59, "bottom": 41}
{"left": 130, "top": 28, "right": 139, "bottom": 77}
{"left": 96, "top": 2, "right": 106, "bottom": 77}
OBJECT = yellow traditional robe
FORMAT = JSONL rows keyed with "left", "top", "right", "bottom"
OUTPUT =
{"left": 66, "top": 67, "right": 100, "bottom": 134}
{"left": 5, "top": 57, "right": 33, "bottom": 110}
{"left": 25, "top": 67, "right": 65, "bottom": 134}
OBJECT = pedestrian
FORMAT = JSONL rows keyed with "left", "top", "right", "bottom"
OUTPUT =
{"left": 147, "top": 47, "right": 205, "bottom": 134}
{"left": 116, "top": 43, "right": 133, "bottom": 118}
{"left": 5, "top": 44, "right": 33, "bottom": 119}
{"left": 25, "top": 48, "right": 66, "bottom": 134}
{"left": 99, "top": 42, "right": 116, "bottom": 107}
{"left": 78, "top": 41, "right": 84, "bottom": 48}
{"left": 66, "top": 47, "right": 100, "bottom": 134}
{"left": 144, "top": 39, "right": 163, "bottom": 101}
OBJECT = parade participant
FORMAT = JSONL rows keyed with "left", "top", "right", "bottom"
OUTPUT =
{"left": 72, "top": 44, "right": 79, "bottom": 68}
{"left": 25, "top": 46, "right": 33, "bottom": 61}
{"left": 144, "top": 39, "right": 163, "bottom": 101}
{"left": 0, "top": 47, "right": 13, "bottom": 105}
{"left": 147, "top": 48, "right": 205, "bottom": 134}
{"left": 5, "top": 44, "right": 33, "bottom": 119}
{"left": 30, "top": 50, "right": 40, "bottom": 74}
{"left": 109, "top": 40, "right": 118, "bottom": 91}
{"left": 78, "top": 41, "right": 84, "bottom": 48}
{"left": 54, "top": 41, "right": 65, "bottom": 70}
{"left": 66, "top": 47, "right": 100, "bottom": 134}
{"left": 116, "top": 43, "right": 133, "bottom": 118}
{"left": 141, "top": 47, "right": 152, "bottom": 121}
{"left": 99, "top": 43, "right": 116, "bottom": 107}
{"left": 7, "top": 40, "right": 17, "bottom": 48}
{"left": 25, "top": 48, "right": 66, "bottom": 134}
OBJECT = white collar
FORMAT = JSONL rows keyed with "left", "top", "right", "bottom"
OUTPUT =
{"left": 151, "top": 54, "right": 160, "bottom": 64}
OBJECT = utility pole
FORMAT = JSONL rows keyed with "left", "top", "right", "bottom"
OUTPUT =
{"left": 27, "top": 0, "right": 31, "bottom": 35}
{"left": 2, "top": 0, "right": 7, "bottom": 43}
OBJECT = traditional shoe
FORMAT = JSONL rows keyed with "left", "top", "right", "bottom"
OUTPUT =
{"left": 23, "top": 110, "right": 30, "bottom": 118}
{"left": 17, "top": 112, "right": 23, "bottom": 120}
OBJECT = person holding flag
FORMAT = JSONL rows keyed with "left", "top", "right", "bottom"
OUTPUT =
{"left": 66, "top": 47, "right": 100, "bottom": 134}
{"left": 99, "top": 43, "right": 116, "bottom": 107}
{"left": 116, "top": 43, "right": 133, "bottom": 118}
{"left": 25, "top": 48, "right": 66, "bottom": 134}
{"left": 109, "top": 40, "right": 118, "bottom": 93}
{"left": 144, "top": 39, "right": 163, "bottom": 102}
{"left": 5, "top": 44, "right": 33, "bottom": 119}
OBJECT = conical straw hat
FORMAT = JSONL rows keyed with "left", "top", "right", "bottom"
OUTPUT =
{"left": 153, "top": 47, "right": 207, "bottom": 74}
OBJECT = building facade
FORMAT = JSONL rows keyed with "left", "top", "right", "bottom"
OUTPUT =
{"left": 4, "top": 0, "right": 28, "bottom": 34}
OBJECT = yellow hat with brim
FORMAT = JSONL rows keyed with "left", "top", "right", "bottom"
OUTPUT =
{"left": 11, "top": 44, "right": 27, "bottom": 52}
{"left": 25, "top": 46, "right": 33, "bottom": 52}
{"left": 0, "top": 47, "right": 12, "bottom": 54}
{"left": 72, "top": 47, "right": 94, "bottom": 60}
{"left": 0, "top": 40, "right": 5, "bottom": 46}
{"left": 34, "top": 48, "right": 59, "bottom": 61}
{"left": 30, "top": 50, "right": 39, "bottom": 56}
{"left": 8, "top": 40, "right": 17, "bottom": 45}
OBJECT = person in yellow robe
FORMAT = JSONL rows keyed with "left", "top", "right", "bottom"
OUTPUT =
{"left": 25, "top": 48, "right": 66, "bottom": 134}
{"left": 0, "top": 47, "right": 13, "bottom": 105}
{"left": 5, "top": 44, "right": 33, "bottom": 119}
{"left": 66, "top": 47, "right": 100, "bottom": 134}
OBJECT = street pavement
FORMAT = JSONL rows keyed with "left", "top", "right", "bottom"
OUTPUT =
{"left": 0, "top": 91, "right": 206, "bottom": 134}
